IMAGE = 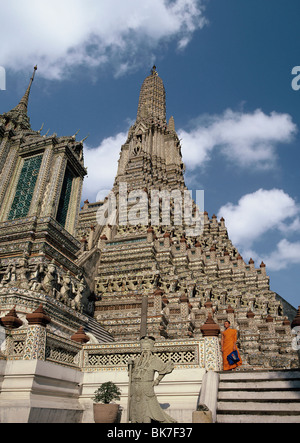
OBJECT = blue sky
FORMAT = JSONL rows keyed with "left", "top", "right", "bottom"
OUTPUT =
{"left": 0, "top": 0, "right": 299, "bottom": 309}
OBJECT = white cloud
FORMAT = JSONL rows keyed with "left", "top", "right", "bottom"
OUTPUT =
{"left": 218, "top": 188, "right": 299, "bottom": 248}
{"left": 231, "top": 239, "right": 300, "bottom": 272}
{"left": 82, "top": 131, "right": 127, "bottom": 202}
{"left": 82, "top": 106, "right": 297, "bottom": 206}
{"left": 179, "top": 109, "right": 297, "bottom": 170}
{"left": 218, "top": 189, "right": 300, "bottom": 272}
{"left": 0, "top": 0, "right": 207, "bottom": 79}
{"left": 263, "top": 239, "right": 300, "bottom": 271}
{"left": 278, "top": 217, "right": 300, "bottom": 235}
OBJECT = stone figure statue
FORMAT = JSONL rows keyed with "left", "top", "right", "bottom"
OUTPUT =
{"left": 16, "top": 255, "right": 31, "bottom": 289}
{"left": 72, "top": 280, "right": 86, "bottom": 312}
{"left": 0, "top": 263, "right": 17, "bottom": 287}
{"left": 127, "top": 336, "right": 176, "bottom": 423}
{"left": 57, "top": 271, "right": 73, "bottom": 305}
{"left": 29, "top": 263, "right": 45, "bottom": 290}
{"left": 41, "top": 260, "right": 58, "bottom": 297}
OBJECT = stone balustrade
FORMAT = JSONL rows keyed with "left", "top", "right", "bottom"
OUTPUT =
{"left": 2, "top": 322, "right": 222, "bottom": 372}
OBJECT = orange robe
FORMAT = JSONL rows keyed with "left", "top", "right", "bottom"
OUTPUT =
{"left": 222, "top": 328, "right": 242, "bottom": 371}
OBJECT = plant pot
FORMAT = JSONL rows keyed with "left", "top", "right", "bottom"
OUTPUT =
{"left": 93, "top": 403, "right": 119, "bottom": 423}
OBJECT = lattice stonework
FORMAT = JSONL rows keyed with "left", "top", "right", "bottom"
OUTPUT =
{"left": 88, "top": 351, "right": 139, "bottom": 367}
{"left": 45, "top": 344, "right": 78, "bottom": 366}
{"left": 13, "top": 340, "right": 25, "bottom": 357}
{"left": 8, "top": 154, "right": 43, "bottom": 220}
{"left": 56, "top": 166, "right": 74, "bottom": 227}
{"left": 86, "top": 346, "right": 198, "bottom": 369}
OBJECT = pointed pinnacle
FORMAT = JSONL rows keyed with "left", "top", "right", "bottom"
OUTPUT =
{"left": 14, "top": 65, "right": 37, "bottom": 114}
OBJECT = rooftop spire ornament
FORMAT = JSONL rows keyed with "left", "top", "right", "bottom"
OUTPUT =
{"left": 14, "top": 65, "right": 37, "bottom": 114}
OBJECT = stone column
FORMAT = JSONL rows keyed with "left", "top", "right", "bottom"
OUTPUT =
{"left": 200, "top": 315, "right": 222, "bottom": 371}
{"left": 180, "top": 235, "right": 187, "bottom": 253}
{"left": 88, "top": 226, "right": 95, "bottom": 250}
{"left": 39, "top": 154, "right": 67, "bottom": 218}
{"left": 71, "top": 327, "right": 89, "bottom": 369}
{"left": 203, "top": 336, "right": 222, "bottom": 371}
{"left": 0, "top": 147, "right": 22, "bottom": 221}
{"left": 23, "top": 305, "right": 51, "bottom": 361}
{"left": 29, "top": 146, "right": 53, "bottom": 217}
{"left": 195, "top": 241, "right": 202, "bottom": 258}
{"left": 226, "top": 305, "right": 235, "bottom": 326}
{"left": 147, "top": 226, "right": 154, "bottom": 243}
{"left": 23, "top": 325, "right": 47, "bottom": 361}
{"left": 193, "top": 370, "right": 220, "bottom": 423}
{"left": 163, "top": 231, "right": 170, "bottom": 248}
{"left": 140, "top": 295, "right": 148, "bottom": 338}
{"left": 65, "top": 175, "right": 82, "bottom": 236}
{"left": 0, "top": 307, "right": 23, "bottom": 359}
{"left": 98, "top": 234, "right": 107, "bottom": 250}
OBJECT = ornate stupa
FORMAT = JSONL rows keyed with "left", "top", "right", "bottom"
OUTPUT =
{"left": 76, "top": 67, "right": 298, "bottom": 370}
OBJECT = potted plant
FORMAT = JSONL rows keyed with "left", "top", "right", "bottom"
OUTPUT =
{"left": 92, "top": 381, "right": 122, "bottom": 423}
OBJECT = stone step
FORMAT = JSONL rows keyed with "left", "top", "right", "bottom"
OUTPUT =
{"left": 218, "top": 380, "right": 300, "bottom": 391}
{"left": 84, "top": 316, "right": 114, "bottom": 343}
{"left": 216, "top": 370, "right": 300, "bottom": 423}
{"left": 219, "top": 370, "right": 300, "bottom": 381}
{"left": 218, "top": 390, "right": 300, "bottom": 401}
{"left": 217, "top": 414, "right": 300, "bottom": 423}
{"left": 217, "top": 401, "right": 300, "bottom": 412}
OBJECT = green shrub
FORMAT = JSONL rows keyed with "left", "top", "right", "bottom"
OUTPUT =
{"left": 92, "top": 381, "right": 121, "bottom": 404}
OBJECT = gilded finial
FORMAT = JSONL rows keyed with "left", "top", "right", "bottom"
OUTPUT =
{"left": 81, "top": 134, "right": 90, "bottom": 143}
{"left": 37, "top": 122, "right": 44, "bottom": 134}
{"left": 72, "top": 129, "right": 80, "bottom": 140}
{"left": 32, "top": 65, "right": 37, "bottom": 81}
{"left": 12, "top": 65, "right": 38, "bottom": 115}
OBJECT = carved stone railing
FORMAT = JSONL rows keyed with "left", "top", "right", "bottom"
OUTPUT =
{"left": 3, "top": 327, "right": 221, "bottom": 372}
{"left": 5, "top": 330, "right": 27, "bottom": 360}
{"left": 83, "top": 340, "right": 201, "bottom": 371}
{"left": 45, "top": 332, "right": 82, "bottom": 368}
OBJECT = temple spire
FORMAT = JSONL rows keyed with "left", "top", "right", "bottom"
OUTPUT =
{"left": 136, "top": 65, "right": 166, "bottom": 124}
{"left": 13, "top": 65, "right": 37, "bottom": 114}
{"left": 5, "top": 66, "right": 38, "bottom": 130}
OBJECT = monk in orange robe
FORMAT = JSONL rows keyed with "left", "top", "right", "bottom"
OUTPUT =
{"left": 221, "top": 320, "right": 242, "bottom": 371}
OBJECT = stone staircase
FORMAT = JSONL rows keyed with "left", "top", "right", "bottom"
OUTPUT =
{"left": 216, "top": 370, "right": 300, "bottom": 423}
{"left": 83, "top": 315, "right": 114, "bottom": 343}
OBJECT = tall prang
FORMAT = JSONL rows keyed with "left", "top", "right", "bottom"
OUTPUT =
{"left": 77, "top": 67, "right": 298, "bottom": 370}
{"left": 113, "top": 65, "right": 185, "bottom": 194}
{"left": 0, "top": 67, "right": 113, "bottom": 343}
